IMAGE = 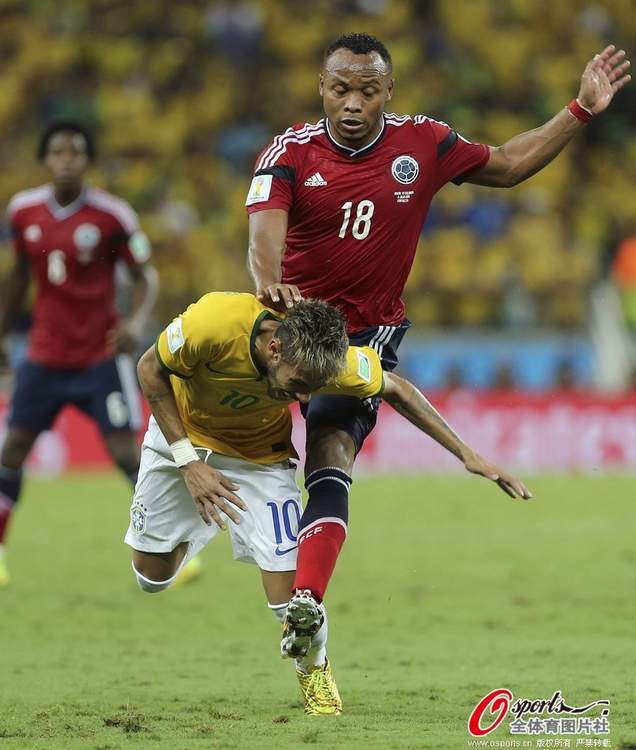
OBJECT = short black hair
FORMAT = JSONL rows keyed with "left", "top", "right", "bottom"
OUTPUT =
{"left": 323, "top": 32, "right": 392, "bottom": 71}
{"left": 37, "top": 120, "right": 96, "bottom": 161}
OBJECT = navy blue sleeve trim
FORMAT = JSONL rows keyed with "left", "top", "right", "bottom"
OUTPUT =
{"left": 436, "top": 130, "right": 458, "bottom": 159}
{"left": 255, "top": 165, "right": 296, "bottom": 182}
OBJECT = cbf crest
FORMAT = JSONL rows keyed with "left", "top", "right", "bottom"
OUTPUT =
{"left": 73, "top": 223, "right": 101, "bottom": 264}
{"left": 130, "top": 502, "right": 148, "bottom": 535}
{"left": 391, "top": 155, "right": 419, "bottom": 185}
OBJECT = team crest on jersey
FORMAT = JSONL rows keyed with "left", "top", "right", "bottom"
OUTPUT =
{"left": 73, "top": 223, "right": 101, "bottom": 264}
{"left": 130, "top": 502, "right": 148, "bottom": 535}
{"left": 391, "top": 155, "right": 419, "bottom": 185}
{"left": 25, "top": 224, "right": 42, "bottom": 243}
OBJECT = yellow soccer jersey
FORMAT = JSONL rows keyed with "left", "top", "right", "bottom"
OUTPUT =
{"left": 155, "top": 292, "right": 384, "bottom": 464}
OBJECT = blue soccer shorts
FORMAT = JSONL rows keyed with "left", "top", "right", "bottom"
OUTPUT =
{"left": 8, "top": 354, "right": 143, "bottom": 436}
{"left": 301, "top": 319, "right": 411, "bottom": 453}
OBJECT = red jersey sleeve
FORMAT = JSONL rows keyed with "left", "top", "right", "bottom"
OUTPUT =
{"left": 5, "top": 201, "right": 27, "bottom": 258}
{"left": 106, "top": 198, "right": 152, "bottom": 267}
{"left": 245, "top": 125, "right": 303, "bottom": 214}
{"left": 423, "top": 117, "right": 490, "bottom": 190}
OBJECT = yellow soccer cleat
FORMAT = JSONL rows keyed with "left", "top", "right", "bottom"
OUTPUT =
{"left": 171, "top": 555, "right": 203, "bottom": 589}
{"left": 296, "top": 659, "right": 343, "bottom": 716}
{"left": 0, "top": 545, "right": 10, "bottom": 588}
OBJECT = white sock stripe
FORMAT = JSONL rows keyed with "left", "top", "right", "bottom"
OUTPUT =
{"left": 299, "top": 517, "right": 348, "bottom": 537}
{"left": 304, "top": 466, "right": 352, "bottom": 484}
{"left": 115, "top": 354, "right": 143, "bottom": 430}
{"left": 268, "top": 602, "right": 288, "bottom": 610}
{"left": 305, "top": 476, "right": 351, "bottom": 493}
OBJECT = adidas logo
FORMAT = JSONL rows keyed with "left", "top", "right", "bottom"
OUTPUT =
{"left": 304, "top": 172, "right": 328, "bottom": 187}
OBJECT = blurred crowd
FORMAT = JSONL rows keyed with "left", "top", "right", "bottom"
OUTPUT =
{"left": 0, "top": 0, "right": 635, "bottom": 331}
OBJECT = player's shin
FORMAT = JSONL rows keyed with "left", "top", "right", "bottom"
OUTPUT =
{"left": 0, "top": 464, "right": 23, "bottom": 544}
{"left": 293, "top": 467, "right": 351, "bottom": 601}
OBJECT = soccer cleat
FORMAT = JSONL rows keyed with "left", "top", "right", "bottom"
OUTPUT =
{"left": 171, "top": 555, "right": 203, "bottom": 589}
{"left": 296, "top": 659, "right": 343, "bottom": 715}
{"left": 281, "top": 589, "right": 324, "bottom": 659}
{"left": 0, "top": 545, "right": 9, "bottom": 588}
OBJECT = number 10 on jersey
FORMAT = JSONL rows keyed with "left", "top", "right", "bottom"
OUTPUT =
{"left": 339, "top": 200, "right": 375, "bottom": 240}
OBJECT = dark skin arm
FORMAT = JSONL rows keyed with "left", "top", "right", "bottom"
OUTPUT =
{"left": 382, "top": 371, "right": 532, "bottom": 500}
{"left": 108, "top": 263, "right": 159, "bottom": 353}
{"left": 467, "top": 45, "right": 630, "bottom": 188}
{"left": 0, "top": 255, "right": 30, "bottom": 367}
{"left": 247, "top": 209, "right": 302, "bottom": 312}
{"left": 136, "top": 346, "right": 246, "bottom": 528}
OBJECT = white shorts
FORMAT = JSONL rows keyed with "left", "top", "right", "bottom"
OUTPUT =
{"left": 124, "top": 417, "right": 302, "bottom": 572}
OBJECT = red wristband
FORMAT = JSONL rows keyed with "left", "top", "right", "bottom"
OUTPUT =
{"left": 567, "top": 99, "right": 594, "bottom": 124}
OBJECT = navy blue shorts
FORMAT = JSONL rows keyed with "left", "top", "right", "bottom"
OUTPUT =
{"left": 301, "top": 320, "right": 411, "bottom": 453}
{"left": 8, "top": 355, "right": 143, "bottom": 436}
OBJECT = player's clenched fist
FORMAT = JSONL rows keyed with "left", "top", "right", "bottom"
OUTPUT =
{"left": 257, "top": 283, "right": 302, "bottom": 312}
{"left": 179, "top": 460, "right": 246, "bottom": 528}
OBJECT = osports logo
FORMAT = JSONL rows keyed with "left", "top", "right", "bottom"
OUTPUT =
{"left": 468, "top": 688, "right": 611, "bottom": 738}
{"left": 467, "top": 688, "right": 513, "bottom": 737}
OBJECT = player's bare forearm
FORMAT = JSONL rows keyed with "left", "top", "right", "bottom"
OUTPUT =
{"left": 136, "top": 346, "right": 189, "bottom": 445}
{"left": 127, "top": 264, "right": 159, "bottom": 337}
{"left": 467, "top": 109, "right": 582, "bottom": 188}
{"left": 381, "top": 372, "right": 470, "bottom": 461}
{"left": 248, "top": 210, "right": 302, "bottom": 310}
{"left": 381, "top": 372, "right": 532, "bottom": 499}
{"left": 247, "top": 210, "right": 288, "bottom": 289}
{"left": 468, "top": 45, "right": 631, "bottom": 188}
{"left": 0, "top": 256, "right": 30, "bottom": 337}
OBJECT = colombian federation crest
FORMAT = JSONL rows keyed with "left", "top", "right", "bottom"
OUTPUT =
{"left": 130, "top": 503, "right": 147, "bottom": 535}
{"left": 73, "top": 223, "right": 101, "bottom": 263}
{"left": 25, "top": 224, "right": 42, "bottom": 242}
{"left": 391, "top": 155, "right": 419, "bottom": 185}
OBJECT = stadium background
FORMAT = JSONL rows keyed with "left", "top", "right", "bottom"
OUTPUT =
{"left": 1, "top": 3, "right": 636, "bottom": 749}
{"left": 1, "top": 0, "right": 635, "bottom": 473}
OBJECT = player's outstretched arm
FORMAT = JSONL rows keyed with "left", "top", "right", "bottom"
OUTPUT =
{"left": 137, "top": 346, "right": 246, "bottom": 528}
{"left": 0, "top": 255, "right": 30, "bottom": 368}
{"left": 381, "top": 372, "right": 532, "bottom": 500}
{"left": 466, "top": 45, "right": 631, "bottom": 188}
{"left": 248, "top": 209, "right": 302, "bottom": 311}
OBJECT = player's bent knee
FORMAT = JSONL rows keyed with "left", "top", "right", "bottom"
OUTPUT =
{"left": 133, "top": 564, "right": 173, "bottom": 594}
{"left": 306, "top": 428, "right": 355, "bottom": 472}
{"left": 131, "top": 545, "right": 187, "bottom": 593}
{"left": 1, "top": 430, "right": 39, "bottom": 470}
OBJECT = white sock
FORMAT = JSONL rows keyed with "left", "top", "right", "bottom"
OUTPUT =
{"left": 268, "top": 600, "right": 329, "bottom": 671}
{"left": 297, "top": 606, "right": 328, "bottom": 672}
{"left": 269, "top": 602, "right": 287, "bottom": 624}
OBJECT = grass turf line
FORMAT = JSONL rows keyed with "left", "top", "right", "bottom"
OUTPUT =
{"left": 0, "top": 472, "right": 634, "bottom": 749}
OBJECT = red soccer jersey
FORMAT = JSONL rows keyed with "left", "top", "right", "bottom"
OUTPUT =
{"left": 246, "top": 113, "right": 490, "bottom": 332}
{"left": 7, "top": 184, "right": 151, "bottom": 368}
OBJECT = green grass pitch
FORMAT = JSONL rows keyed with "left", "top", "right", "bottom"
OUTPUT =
{"left": 0, "top": 472, "right": 634, "bottom": 749}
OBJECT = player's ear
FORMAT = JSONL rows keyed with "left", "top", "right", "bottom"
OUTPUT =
{"left": 386, "top": 77, "right": 394, "bottom": 101}
{"left": 269, "top": 337, "right": 282, "bottom": 362}
{"left": 319, "top": 74, "right": 324, "bottom": 96}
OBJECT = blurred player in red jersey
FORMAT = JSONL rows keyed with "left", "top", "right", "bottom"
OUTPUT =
{"left": 246, "top": 34, "right": 631, "bottom": 655}
{"left": 0, "top": 121, "right": 159, "bottom": 586}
